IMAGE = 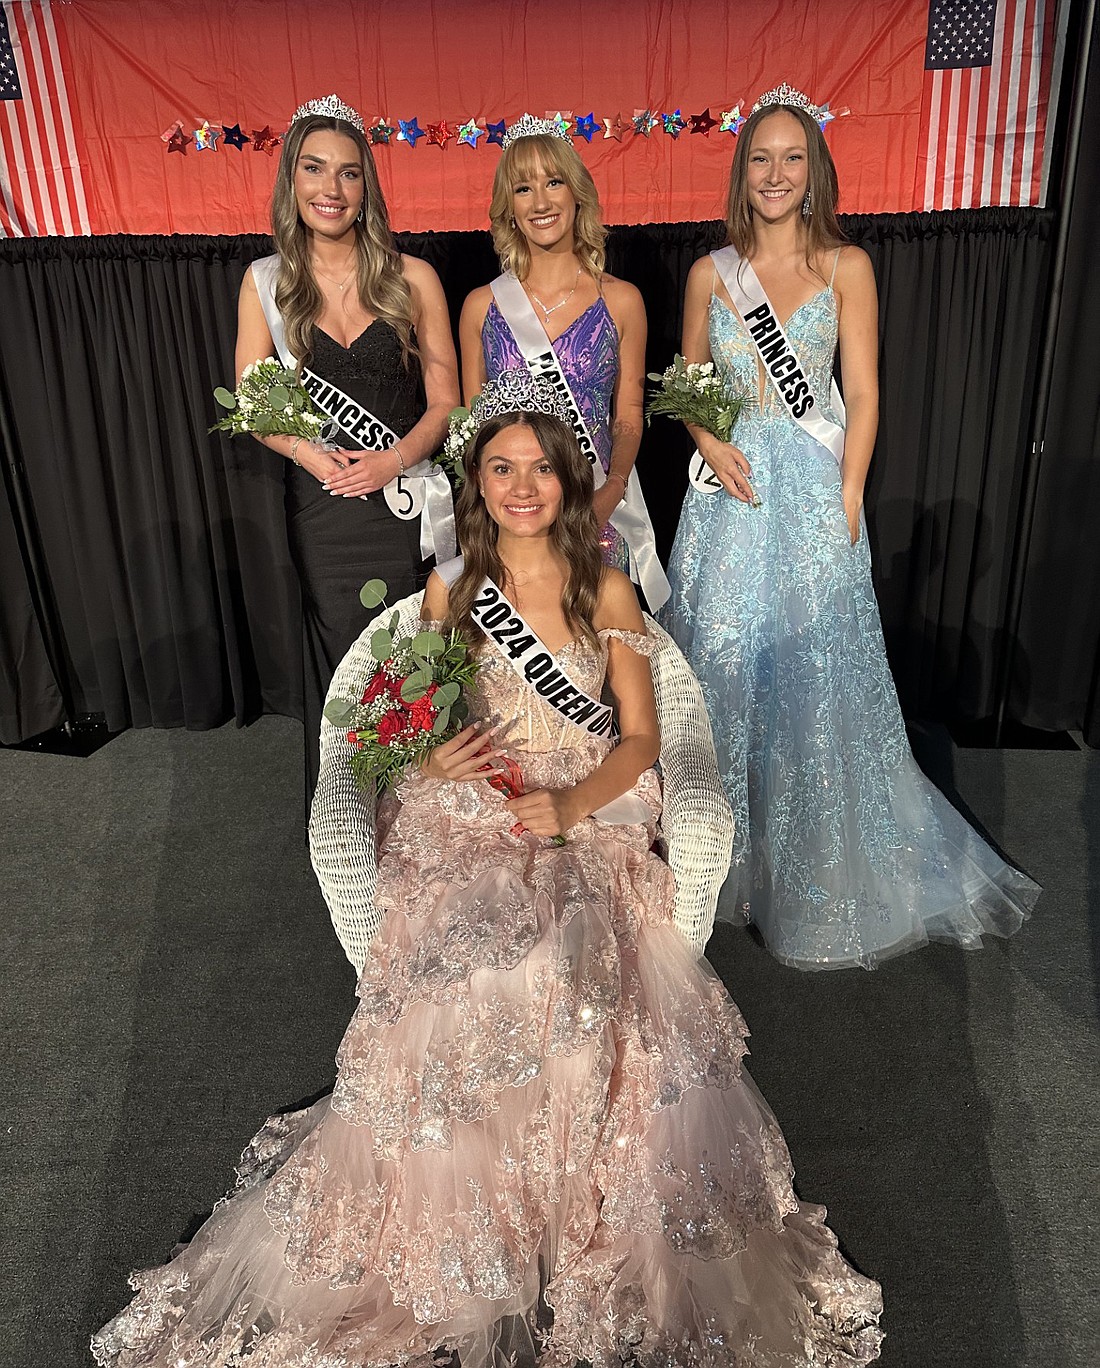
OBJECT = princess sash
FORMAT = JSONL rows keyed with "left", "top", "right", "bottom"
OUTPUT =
{"left": 251, "top": 256, "right": 455, "bottom": 561}
{"left": 489, "top": 273, "right": 671, "bottom": 611}
{"left": 710, "top": 244, "right": 846, "bottom": 464}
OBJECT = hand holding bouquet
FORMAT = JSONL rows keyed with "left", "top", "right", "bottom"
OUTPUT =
{"left": 323, "top": 580, "right": 478, "bottom": 793}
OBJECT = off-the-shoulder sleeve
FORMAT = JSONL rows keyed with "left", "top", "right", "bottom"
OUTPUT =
{"left": 599, "top": 627, "right": 657, "bottom": 657}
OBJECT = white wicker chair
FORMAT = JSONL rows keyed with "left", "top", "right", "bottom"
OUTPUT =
{"left": 309, "top": 592, "right": 734, "bottom": 971}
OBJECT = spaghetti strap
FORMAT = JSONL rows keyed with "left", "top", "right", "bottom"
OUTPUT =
{"left": 829, "top": 247, "right": 842, "bottom": 287}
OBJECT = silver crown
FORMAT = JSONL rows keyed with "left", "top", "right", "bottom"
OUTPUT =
{"left": 751, "top": 83, "right": 825, "bottom": 123}
{"left": 474, "top": 369, "right": 573, "bottom": 425}
{"left": 290, "top": 94, "right": 365, "bottom": 134}
{"left": 500, "top": 113, "right": 573, "bottom": 150}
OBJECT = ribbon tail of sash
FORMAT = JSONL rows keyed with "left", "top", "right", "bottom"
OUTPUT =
{"left": 609, "top": 471, "right": 671, "bottom": 611}
{"left": 407, "top": 461, "right": 457, "bottom": 562}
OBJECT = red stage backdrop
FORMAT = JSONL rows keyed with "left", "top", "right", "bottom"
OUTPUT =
{"left": 0, "top": 0, "right": 1064, "bottom": 238}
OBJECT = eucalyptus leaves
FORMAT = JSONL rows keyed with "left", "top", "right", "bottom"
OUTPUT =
{"left": 645, "top": 355, "right": 745, "bottom": 444}
{"left": 323, "top": 579, "right": 479, "bottom": 793}
{"left": 210, "top": 357, "right": 335, "bottom": 442}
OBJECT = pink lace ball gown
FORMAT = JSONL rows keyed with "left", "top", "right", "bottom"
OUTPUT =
{"left": 92, "top": 629, "right": 883, "bottom": 1368}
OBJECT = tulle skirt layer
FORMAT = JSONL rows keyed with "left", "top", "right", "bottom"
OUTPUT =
{"left": 93, "top": 754, "right": 883, "bottom": 1366}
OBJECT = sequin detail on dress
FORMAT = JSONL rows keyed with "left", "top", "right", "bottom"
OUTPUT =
{"left": 92, "top": 630, "right": 883, "bottom": 1367}
{"left": 660, "top": 285, "right": 1038, "bottom": 968}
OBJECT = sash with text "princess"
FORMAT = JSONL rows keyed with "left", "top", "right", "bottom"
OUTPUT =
{"left": 251, "top": 256, "right": 455, "bottom": 561}
{"left": 469, "top": 575, "right": 616, "bottom": 739}
{"left": 489, "top": 273, "right": 670, "bottom": 611}
{"left": 711, "top": 245, "right": 845, "bottom": 462}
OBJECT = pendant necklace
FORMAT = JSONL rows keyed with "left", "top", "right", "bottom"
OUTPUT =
{"left": 526, "top": 266, "right": 582, "bottom": 320}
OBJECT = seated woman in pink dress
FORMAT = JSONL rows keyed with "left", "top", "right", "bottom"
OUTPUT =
{"left": 92, "top": 376, "right": 883, "bottom": 1368}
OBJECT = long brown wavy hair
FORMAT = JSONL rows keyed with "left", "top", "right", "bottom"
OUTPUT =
{"left": 725, "top": 104, "right": 846, "bottom": 277}
{"left": 445, "top": 413, "right": 603, "bottom": 651}
{"left": 271, "top": 114, "right": 416, "bottom": 368}
{"left": 489, "top": 134, "right": 607, "bottom": 281}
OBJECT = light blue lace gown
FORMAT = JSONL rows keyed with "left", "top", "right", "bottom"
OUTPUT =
{"left": 660, "top": 275, "right": 1039, "bottom": 969}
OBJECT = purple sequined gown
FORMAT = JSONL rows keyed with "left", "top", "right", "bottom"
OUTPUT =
{"left": 482, "top": 298, "right": 628, "bottom": 570}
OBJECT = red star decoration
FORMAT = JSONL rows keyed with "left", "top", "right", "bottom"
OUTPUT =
{"left": 425, "top": 120, "right": 453, "bottom": 148}
{"left": 603, "top": 112, "right": 626, "bottom": 141}
{"left": 166, "top": 125, "right": 190, "bottom": 155}
{"left": 689, "top": 108, "right": 718, "bottom": 136}
{"left": 251, "top": 125, "right": 282, "bottom": 155}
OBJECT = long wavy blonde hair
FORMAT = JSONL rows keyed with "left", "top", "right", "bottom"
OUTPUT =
{"left": 488, "top": 134, "right": 607, "bottom": 281}
{"left": 271, "top": 114, "right": 416, "bottom": 368}
{"left": 725, "top": 104, "right": 846, "bottom": 276}
{"left": 445, "top": 413, "right": 602, "bottom": 652}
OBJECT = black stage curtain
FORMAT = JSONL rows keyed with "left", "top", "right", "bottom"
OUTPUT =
{"left": 1015, "top": 1, "right": 1100, "bottom": 745}
{"left": 0, "top": 210, "right": 1059, "bottom": 744}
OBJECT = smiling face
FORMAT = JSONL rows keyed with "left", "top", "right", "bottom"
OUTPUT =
{"left": 510, "top": 154, "right": 578, "bottom": 255}
{"left": 293, "top": 129, "right": 365, "bottom": 240}
{"left": 476, "top": 422, "right": 563, "bottom": 539}
{"left": 746, "top": 110, "right": 809, "bottom": 223}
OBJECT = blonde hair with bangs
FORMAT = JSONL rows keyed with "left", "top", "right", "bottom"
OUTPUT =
{"left": 488, "top": 134, "right": 607, "bottom": 280}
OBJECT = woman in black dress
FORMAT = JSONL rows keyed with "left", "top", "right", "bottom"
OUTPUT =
{"left": 235, "top": 94, "right": 459, "bottom": 798}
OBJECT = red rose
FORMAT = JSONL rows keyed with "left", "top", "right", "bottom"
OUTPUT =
{"left": 376, "top": 710, "right": 404, "bottom": 745}
{"left": 361, "top": 671, "right": 388, "bottom": 705}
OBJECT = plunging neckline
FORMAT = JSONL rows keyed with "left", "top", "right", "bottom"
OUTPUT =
{"left": 488, "top": 295, "right": 614, "bottom": 349}
{"left": 711, "top": 287, "right": 832, "bottom": 336}
{"left": 314, "top": 317, "right": 385, "bottom": 352}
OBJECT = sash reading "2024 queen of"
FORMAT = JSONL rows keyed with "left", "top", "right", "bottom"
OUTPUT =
{"left": 489, "top": 273, "right": 670, "bottom": 612}
{"left": 251, "top": 256, "right": 455, "bottom": 561}
{"left": 442, "top": 563, "right": 615, "bottom": 739}
{"left": 688, "top": 245, "right": 847, "bottom": 495}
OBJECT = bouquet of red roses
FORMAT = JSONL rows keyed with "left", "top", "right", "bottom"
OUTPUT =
{"left": 323, "top": 579, "right": 479, "bottom": 793}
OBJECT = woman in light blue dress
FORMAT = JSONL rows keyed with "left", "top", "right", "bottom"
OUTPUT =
{"left": 660, "top": 90, "right": 1038, "bottom": 969}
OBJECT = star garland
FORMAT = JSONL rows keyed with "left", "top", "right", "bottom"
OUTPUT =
{"left": 161, "top": 100, "right": 847, "bottom": 156}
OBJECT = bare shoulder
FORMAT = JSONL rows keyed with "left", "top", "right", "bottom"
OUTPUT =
{"left": 460, "top": 282, "right": 494, "bottom": 324}
{"left": 238, "top": 263, "right": 259, "bottom": 300}
{"left": 833, "top": 244, "right": 875, "bottom": 287}
{"left": 687, "top": 252, "right": 716, "bottom": 287}
{"left": 600, "top": 273, "right": 643, "bottom": 311}
{"left": 593, "top": 567, "right": 645, "bottom": 632}
{"left": 399, "top": 252, "right": 444, "bottom": 295}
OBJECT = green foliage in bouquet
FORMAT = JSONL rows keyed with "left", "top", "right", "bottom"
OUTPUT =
{"left": 645, "top": 355, "right": 746, "bottom": 444}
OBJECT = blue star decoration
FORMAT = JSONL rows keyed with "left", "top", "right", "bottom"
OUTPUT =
{"left": 661, "top": 110, "right": 686, "bottom": 139}
{"left": 398, "top": 117, "right": 424, "bottom": 148}
{"left": 486, "top": 119, "right": 507, "bottom": 147}
{"left": 221, "top": 123, "right": 250, "bottom": 150}
{"left": 632, "top": 109, "right": 658, "bottom": 136}
{"left": 457, "top": 118, "right": 484, "bottom": 148}
{"left": 574, "top": 113, "right": 597, "bottom": 143}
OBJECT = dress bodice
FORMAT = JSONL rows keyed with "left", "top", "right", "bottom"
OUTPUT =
{"left": 309, "top": 321, "right": 426, "bottom": 442}
{"left": 481, "top": 298, "right": 619, "bottom": 463}
{"left": 709, "top": 290, "right": 844, "bottom": 429}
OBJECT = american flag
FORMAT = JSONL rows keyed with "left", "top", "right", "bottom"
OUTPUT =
{"left": 919, "top": 0, "right": 1060, "bottom": 211}
{"left": 0, "top": 0, "right": 89, "bottom": 236}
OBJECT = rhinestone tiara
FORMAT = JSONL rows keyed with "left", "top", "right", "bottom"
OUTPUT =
{"left": 472, "top": 368, "right": 573, "bottom": 426}
{"left": 501, "top": 113, "right": 573, "bottom": 150}
{"left": 751, "top": 82, "right": 825, "bottom": 124}
{"left": 290, "top": 94, "right": 365, "bottom": 134}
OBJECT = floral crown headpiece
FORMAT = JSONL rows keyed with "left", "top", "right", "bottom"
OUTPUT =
{"left": 290, "top": 93, "right": 365, "bottom": 134}
{"left": 437, "top": 369, "right": 573, "bottom": 482}
{"left": 751, "top": 82, "right": 825, "bottom": 125}
{"left": 501, "top": 113, "right": 573, "bottom": 150}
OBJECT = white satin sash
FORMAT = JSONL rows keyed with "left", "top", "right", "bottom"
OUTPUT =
{"left": 489, "top": 273, "right": 670, "bottom": 610}
{"left": 250, "top": 255, "right": 455, "bottom": 561}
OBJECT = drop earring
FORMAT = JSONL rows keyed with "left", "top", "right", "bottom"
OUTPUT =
{"left": 802, "top": 188, "right": 812, "bottom": 218}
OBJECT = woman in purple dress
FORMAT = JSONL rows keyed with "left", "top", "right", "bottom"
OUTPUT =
{"left": 459, "top": 118, "right": 646, "bottom": 577}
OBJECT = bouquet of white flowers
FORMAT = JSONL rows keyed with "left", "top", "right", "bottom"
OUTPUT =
{"left": 210, "top": 357, "right": 336, "bottom": 442}
{"left": 434, "top": 405, "right": 476, "bottom": 485}
{"left": 645, "top": 355, "right": 745, "bottom": 444}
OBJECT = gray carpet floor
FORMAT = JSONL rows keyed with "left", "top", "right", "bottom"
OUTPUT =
{"left": 2, "top": 717, "right": 1097, "bottom": 1368}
